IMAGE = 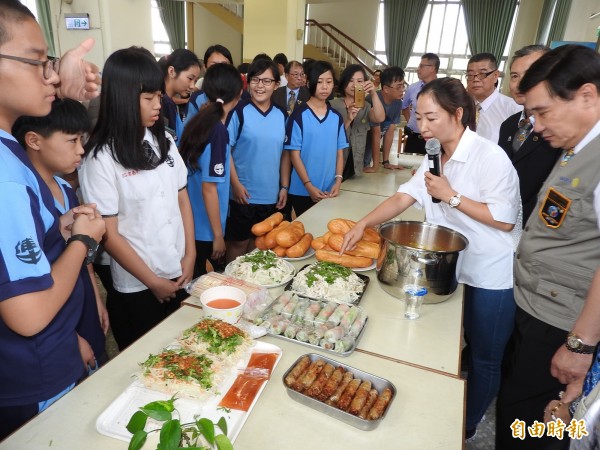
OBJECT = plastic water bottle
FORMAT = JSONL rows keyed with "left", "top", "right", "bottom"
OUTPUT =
{"left": 404, "top": 285, "right": 428, "bottom": 319}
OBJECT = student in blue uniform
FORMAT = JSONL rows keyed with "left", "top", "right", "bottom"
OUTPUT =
{"left": 13, "top": 99, "right": 108, "bottom": 373}
{"left": 285, "top": 60, "right": 349, "bottom": 217}
{"left": 0, "top": 0, "right": 104, "bottom": 438}
{"left": 159, "top": 49, "right": 201, "bottom": 142}
{"left": 80, "top": 47, "right": 196, "bottom": 351}
{"left": 225, "top": 59, "right": 290, "bottom": 262}
{"left": 179, "top": 64, "right": 243, "bottom": 276}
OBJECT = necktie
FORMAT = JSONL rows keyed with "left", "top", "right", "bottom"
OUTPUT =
{"left": 560, "top": 148, "right": 575, "bottom": 167}
{"left": 475, "top": 104, "right": 482, "bottom": 125}
{"left": 288, "top": 90, "right": 296, "bottom": 114}
{"left": 142, "top": 139, "right": 161, "bottom": 169}
{"left": 512, "top": 118, "right": 533, "bottom": 152}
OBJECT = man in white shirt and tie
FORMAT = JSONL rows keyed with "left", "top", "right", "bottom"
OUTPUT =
{"left": 467, "top": 52, "right": 522, "bottom": 144}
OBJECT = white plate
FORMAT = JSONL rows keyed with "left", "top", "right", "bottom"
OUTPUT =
{"left": 224, "top": 258, "right": 295, "bottom": 288}
{"left": 96, "top": 341, "right": 282, "bottom": 444}
{"left": 283, "top": 247, "right": 315, "bottom": 261}
{"left": 352, "top": 260, "right": 376, "bottom": 272}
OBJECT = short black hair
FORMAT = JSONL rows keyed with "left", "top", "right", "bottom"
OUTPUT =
{"left": 306, "top": 60, "right": 336, "bottom": 96}
{"left": 519, "top": 44, "right": 600, "bottom": 100}
{"left": 422, "top": 53, "right": 440, "bottom": 72}
{"left": 273, "top": 53, "right": 288, "bottom": 67}
{"left": 252, "top": 53, "right": 272, "bottom": 62}
{"left": 203, "top": 44, "right": 233, "bottom": 65}
{"left": 338, "top": 64, "right": 367, "bottom": 96}
{"left": 0, "top": 0, "right": 35, "bottom": 47}
{"left": 468, "top": 52, "right": 498, "bottom": 70}
{"left": 158, "top": 48, "right": 200, "bottom": 76}
{"left": 380, "top": 66, "right": 405, "bottom": 87}
{"left": 509, "top": 44, "right": 550, "bottom": 70}
{"left": 247, "top": 59, "right": 280, "bottom": 82}
{"left": 284, "top": 60, "right": 303, "bottom": 75}
{"left": 13, "top": 99, "right": 91, "bottom": 148}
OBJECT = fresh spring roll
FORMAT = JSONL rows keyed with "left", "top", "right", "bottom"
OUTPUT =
{"left": 291, "top": 299, "right": 310, "bottom": 323}
{"left": 324, "top": 326, "right": 346, "bottom": 343}
{"left": 337, "top": 378, "right": 362, "bottom": 411}
{"left": 348, "top": 313, "right": 367, "bottom": 337}
{"left": 340, "top": 306, "right": 360, "bottom": 333}
{"left": 320, "top": 338, "right": 335, "bottom": 351}
{"left": 281, "top": 295, "right": 299, "bottom": 317}
{"left": 304, "top": 363, "right": 335, "bottom": 398}
{"left": 303, "top": 301, "right": 323, "bottom": 324}
{"left": 358, "top": 389, "right": 379, "bottom": 419}
{"left": 326, "top": 370, "right": 354, "bottom": 406}
{"left": 317, "top": 366, "right": 344, "bottom": 402}
{"left": 348, "top": 380, "right": 372, "bottom": 415}
{"left": 284, "top": 355, "right": 311, "bottom": 387}
{"left": 315, "top": 302, "right": 338, "bottom": 323}
{"left": 271, "top": 291, "right": 293, "bottom": 313}
{"left": 255, "top": 309, "right": 280, "bottom": 326}
{"left": 295, "top": 326, "right": 310, "bottom": 342}
{"left": 308, "top": 322, "right": 334, "bottom": 345}
{"left": 269, "top": 318, "right": 289, "bottom": 335}
{"left": 284, "top": 322, "right": 301, "bottom": 339}
{"left": 334, "top": 335, "right": 356, "bottom": 353}
{"left": 326, "top": 304, "right": 351, "bottom": 326}
{"left": 367, "top": 387, "right": 393, "bottom": 420}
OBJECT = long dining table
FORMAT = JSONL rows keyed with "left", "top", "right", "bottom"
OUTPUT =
{"left": 0, "top": 167, "right": 466, "bottom": 450}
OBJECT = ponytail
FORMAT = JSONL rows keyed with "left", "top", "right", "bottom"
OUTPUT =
{"left": 179, "top": 102, "right": 225, "bottom": 170}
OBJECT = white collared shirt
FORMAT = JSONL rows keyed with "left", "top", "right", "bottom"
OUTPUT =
{"left": 398, "top": 127, "right": 520, "bottom": 289}
{"left": 477, "top": 90, "right": 522, "bottom": 144}
{"left": 79, "top": 129, "right": 189, "bottom": 293}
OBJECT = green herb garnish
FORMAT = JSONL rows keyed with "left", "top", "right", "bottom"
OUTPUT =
{"left": 305, "top": 261, "right": 352, "bottom": 287}
{"left": 182, "top": 319, "right": 246, "bottom": 355}
{"left": 240, "top": 250, "right": 278, "bottom": 272}
{"left": 141, "top": 349, "right": 214, "bottom": 389}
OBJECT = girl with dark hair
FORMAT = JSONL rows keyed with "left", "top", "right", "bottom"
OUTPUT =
{"left": 179, "top": 63, "right": 243, "bottom": 276}
{"left": 341, "top": 77, "right": 520, "bottom": 441}
{"left": 160, "top": 48, "right": 201, "bottom": 142}
{"left": 285, "top": 60, "right": 349, "bottom": 217}
{"left": 79, "top": 47, "right": 196, "bottom": 350}
{"left": 224, "top": 59, "right": 290, "bottom": 262}
{"left": 330, "top": 64, "right": 384, "bottom": 178}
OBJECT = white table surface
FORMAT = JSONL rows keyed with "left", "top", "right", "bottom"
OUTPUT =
{"left": 0, "top": 306, "right": 465, "bottom": 450}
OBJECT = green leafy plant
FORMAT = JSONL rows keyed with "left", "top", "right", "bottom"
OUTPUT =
{"left": 126, "top": 397, "right": 234, "bottom": 450}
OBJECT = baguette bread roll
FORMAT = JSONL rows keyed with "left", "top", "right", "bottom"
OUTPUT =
{"left": 251, "top": 212, "right": 284, "bottom": 236}
{"left": 315, "top": 249, "right": 372, "bottom": 268}
{"left": 264, "top": 221, "right": 290, "bottom": 248}
{"left": 272, "top": 245, "right": 288, "bottom": 257}
{"left": 254, "top": 235, "right": 268, "bottom": 250}
{"left": 322, "top": 231, "right": 333, "bottom": 244}
{"left": 276, "top": 221, "right": 305, "bottom": 248}
{"left": 362, "top": 227, "right": 381, "bottom": 244}
{"left": 327, "top": 234, "right": 379, "bottom": 259}
{"left": 311, "top": 236, "right": 326, "bottom": 250}
{"left": 327, "top": 218, "right": 352, "bottom": 235}
{"left": 286, "top": 233, "right": 313, "bottom": 258}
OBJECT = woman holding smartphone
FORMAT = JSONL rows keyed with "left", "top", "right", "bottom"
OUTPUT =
{"left": 330, "top": 65, "right": 384, "bottom": 178}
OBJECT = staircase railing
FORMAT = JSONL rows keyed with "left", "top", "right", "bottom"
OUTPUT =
{"left": 304, "top": 19, "right": 386, "bottom": 76}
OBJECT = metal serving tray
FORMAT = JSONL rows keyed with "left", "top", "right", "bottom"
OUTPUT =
{"left": 282, "top": 353, "right": 396, "bottom": 431}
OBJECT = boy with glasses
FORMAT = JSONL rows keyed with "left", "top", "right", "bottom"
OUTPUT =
{"left": 0, "top": 0, "right": 103, "bottom": 439}
{"left": 466, "top": 52, "right": 521, "bottom": 144}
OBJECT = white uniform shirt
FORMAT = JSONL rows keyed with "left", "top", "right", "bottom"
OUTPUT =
{"left": 79, "top": 129, "right": 188, "bottom": 293}
{"left": 398, "top": 127, "right": 520, "bottom": 289}
{"left": 477, "top": 90, "right": 522, "bottom": 144}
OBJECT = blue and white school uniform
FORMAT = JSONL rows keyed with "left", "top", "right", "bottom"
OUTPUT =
{"left": 184, "top": 90, "right": 209, "bottom": 127}
{"left": 227, "top": 99, "right": 287, "bottom": 204}
{"left": 284, "top": 102, "right": 348, "bottom": 196}
{"left": 0, "top": 130, "right": 83, "bottom": 408}
{"left": 187, "top": 122, "right": 231, "bottom": 241}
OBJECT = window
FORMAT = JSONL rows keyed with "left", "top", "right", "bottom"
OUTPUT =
{"left": 20, "top": 0, "right": 38, "bottom": 19}
{"left": 375, "top": 0, "right": 519, "bottom": 88}
{"left": 151, "top": 0, "right": 172, "bottom": 57}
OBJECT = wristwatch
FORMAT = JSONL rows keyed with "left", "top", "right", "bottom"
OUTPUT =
{"left": 448, "top": 193, "right": 462, "bottom": 208}
{"left": 565, "top": 332, "right": 596, "bottom": 354}
{"left": 67, "top": 234, "right": 99, "bottom": 265}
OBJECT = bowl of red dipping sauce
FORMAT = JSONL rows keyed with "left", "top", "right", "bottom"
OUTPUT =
{"left": 200, "top": 286, "right": 247, "bottom": 324}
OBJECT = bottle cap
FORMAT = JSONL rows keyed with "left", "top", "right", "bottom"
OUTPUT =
{"left": 404, "top": 285, "right": 428, "bottom": 297}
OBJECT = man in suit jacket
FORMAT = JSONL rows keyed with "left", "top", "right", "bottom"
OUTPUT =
{"left": 498, "top": 45, "right": 561, "bottom": 224}
{"left": 272, "top": 60, "right": 311, "bottom": 115}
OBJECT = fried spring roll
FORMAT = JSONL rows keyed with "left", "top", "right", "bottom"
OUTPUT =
{"left": 367, "top": 387, "right": 393, "bottom": 420}
{"left": 348, "top": 380, "right": 372, "bottom": 415}
{"left": 295, "top": 359, "right": 326, "bottom": 392}
{"left": 358, "top": 389, "right": 379, "bottom": 419}
{"left": 304, "top": 363, "right": 335, "bottom": 398}
{"left": 326, "top": 371, "right": 354, "bottom": 406}
{"left": 284, "top": 355, "right": 311, "bottom": 387}
{"left": 336, "top": 378, "right": 362, "bottom": 411}
{"left": 317, "top": 366, "right": 344, "bottom": 402}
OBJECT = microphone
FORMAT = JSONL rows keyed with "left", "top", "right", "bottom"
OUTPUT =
{"left": 425, "top": 138, "right": 442, "bottom": 203}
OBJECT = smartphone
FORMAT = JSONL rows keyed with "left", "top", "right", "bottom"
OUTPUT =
{"left": 354, "top": 84, "right": 365, "bottom": 108}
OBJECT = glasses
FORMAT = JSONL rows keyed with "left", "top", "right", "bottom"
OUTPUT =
{"left": 465, "top": 70, "right": 496, "bottom": 81}
{"left": 249, "top": 76, "right": 276, "bottom": 87}
{"left": 0, "top": 53, "right": 59, "bottom": 80}
{"left": 384, "top": 84, "right": 405, "bottom": 91}
{"left": 418, "top": 64, "right": 434, "bottom": 69}
{"left": 289, "top": 72, "right": 305, "bottom": 78}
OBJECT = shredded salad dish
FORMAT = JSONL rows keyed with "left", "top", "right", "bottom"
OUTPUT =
{"left": 225, "top": 250, "right": 295, "bottom": 287}
{"left": 290, "top": 262, "right": 366, "bottom": 303}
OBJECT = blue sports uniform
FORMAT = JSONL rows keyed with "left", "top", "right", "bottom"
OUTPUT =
{"left": 54, "top": 177, "right": 105, "bottom": 361}
{"left": 284, "top": 103, "right": 348, "bottom": 196}
{"left": 186, "top": 90, "right": 251, "bottom": 128}
{"left": 228, "top": 99, "right": 288, "bottom": 204}
{"left": 187, "top": 122, "right": 231, "bottom": 241}
{"left": 162, "top": 94, "right": 184, "bottom": 142}
{"left": 0, "top": 130, "right": 84, "bottom": 407}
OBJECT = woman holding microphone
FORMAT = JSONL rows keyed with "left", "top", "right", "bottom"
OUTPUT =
{"left": 341, "top": 77, "right": 520, "bottom": 440}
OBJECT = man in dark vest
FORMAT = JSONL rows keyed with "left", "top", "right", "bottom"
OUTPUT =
{"left": 496, "top": 44, "right": 600, "bottom": 450}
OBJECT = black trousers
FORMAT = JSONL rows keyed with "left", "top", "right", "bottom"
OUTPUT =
{"left": 288, "top": 194, "right": 316, "bottom": 219}
{"left": 404, "top": 127, "right": 426, "bottom": 155}
{"left": 496, "top": 307, "right": 570, "bottom": 450}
